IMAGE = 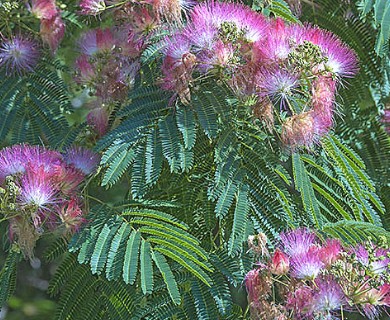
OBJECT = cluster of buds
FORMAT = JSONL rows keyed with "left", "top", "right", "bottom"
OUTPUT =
{"left": 0, "top": 145, "right": 100, "bottom": 258}
{"left": 73, "top": 2, "right": 162, "bottom": 138}
{"left": 245, "top": 229, "right": 390, "bottom": 320}
{"left": 28, "top": 0, "right": 65, "bottom": 52}
{"left": 161, "top": 2, "right": 358, "bottom": 149}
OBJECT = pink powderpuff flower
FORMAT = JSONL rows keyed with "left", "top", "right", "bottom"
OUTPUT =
{"left": 371, "top": 247, "right": 390, "bottom": 275}
{"left": 269, "top": 249, "right": 290, "bottom": 275}
{"left": 78, "top": 28, "right": 115, "bottom": 56}
{"left": 22, "top": 145, "right": 62, "bottom": 172}
{"left": 0, "top": 36, "right": 40, "bottom": 75}
{"left": 52, "top": 165, "right": 85, "bottom": 195}
{"left": 189, "top": 1, "right": 268, "bottom": 43}
{"left": 18, "top": 165, "right": 58, "bottom": 215}
{"left": 311, "top": 75, "right": 337, "bottom": 136}
{"left": 0, "top": 145, "right": 61, "bottom": 184}
{"left": 58, "top": 198, "right": 86, "bottom": 232}
{"left": 253, "top": 18, "right": 292, "bottom": 63}
{"left": 150, "top": 0, "right": 195, "bottom": 23}
{"left": 0, "top": 145, "right": 29, "bottom": 184}
{"left": 291, "top": 248, "right": 324, "bottom": 280}
{"left": 305, "top": 26, "right": 358, "bottom": 78}
{"left": 40, "top": 14, "right": 65, "bottom": 52}
{"left": 279, "top": 228, "right": 318, "bottom": 258}
{"left": 64, "top": 146, "right": 100, "bottom": 175}
{"left": 245, "top": 269, "right": 263, "bottom": 303}
{"left": 79, "top": 0, "right": 106, "bottom": 15}
{"left": 30, "top": 0, "right": 58, "bottom": 19}
{"left": 311, "top": 277, "right": 345, "bottom": 317}
{"left": 256, "top": 68, "right": 299, "bottom": 111}
{"left": 281, "top": 112, "right": 316, "bottom": 148}
{"left": 286, "top": 285, "right": 314, "bottom": 319}
{"left": 87, "top": 107, "right": 109, "bottom": 137}
{"left": 319, "top": 238, "right": 342, "bottom": 267}
{"left": 359, "top": 284, "right": 390, "bottom": 320}
{"left": 74, "top": 55, "right": 96, "bottom": 84}
{"left": 183, "top": 20, "right": 217, "bottom": 52}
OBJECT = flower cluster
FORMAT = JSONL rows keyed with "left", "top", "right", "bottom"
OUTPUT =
{"left": 73, "top": 2, "right": 160, "bottom": 137}
{"left": 245, "top": 229, "right": 390, "bottom": 320}
{"left": 161, "top": 2, "right": 358, "bottom": 148}
{"left": 29, "top": 0, "right": 65, "bottom": 52}
{"left": 0, "top": 145, "right": 100, "bottom": 258}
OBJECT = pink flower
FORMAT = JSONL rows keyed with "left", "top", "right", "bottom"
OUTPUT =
{"left": 0, "top": 145, "right": 61, "bottom": 184}
{"left": 269, "top": 249, "right": 290, "bottom": 275}
{"left": 0, "top": 36, "right": 40, "bottom": 75}
{"left": 286, "top": 285, "right": 314, "bottom": 319}
{"left": 40, "top": 14, "right": 65, "bottom": 52}
{"left": 279, "top": 228, "right": 318, "bottom": 258}
{"left": 52, "top": 165, "right": 85, "bottom": 195}
{"left": 256, "top": 68, "right": 299, "bottom": 111}
{"left": 359, "top": 285, "right": 390, "bottom": 320}
{"left": 305, "top": 26, "right": 358, "bottom": 78}
{"left": 64, "top": 146, "right": 100, "bottom": 175}
{"left": 18, "top": 165, "right": 58, "bottom": 210}
{"left": 311, "top": 277, "right": 345, "bottom": 316}
{"left": 79, "top": 0, "right": 106, "bottom": 15}
{"left": 291, "top": 248, "right": 324, "bottom": 280}
{"left": 30, "top": 0, "right": 58, "bottom": 19}
{"left": 58, "top": 198, "right": 85, "bottom": 232}
{"left": 319, "top": 238, "right": 342, "bottom": 266}
{"left": 253, "top": 18, "right": 292, "bottom": 63}
{"left": 244, "top": 269, "right": 263, "bottom": 303}
{"left": 78, "top": 28, "right": 115, "bottom": 56}
{"left": 74, "top": 55, "right": 96, "bottom": 84}
{"left": 189, "top": 2, "right": 268, "bottom": 43}
{"left": 87, "top": 107, "right": 109, "bottom": 137}
{"left": 281, "top": 111, "right": 316, "bottom": 148}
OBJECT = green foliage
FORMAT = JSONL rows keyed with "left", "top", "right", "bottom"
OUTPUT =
{"left": 0, "top": 248, "right": 21, "bottom": 310}
{"left": 0, "top": 59, "right": 77, "bottom": 148}
{"left": 358, "top": 0, "right": 390, "bottom": 55}
{"left": 68, "top": 205, "right": 212, "bottom": 302}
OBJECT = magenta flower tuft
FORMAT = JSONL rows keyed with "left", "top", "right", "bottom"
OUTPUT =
{"left": 0, "top": 145, "right": 29, "bottom": 183}
{"left": 75, "top": 55, "right": 96, "bottom": 84}
{"left": 58, "top": 198, "right": 86, "bottom": 232}
{"left": 64, "top": 146, "right": 100, "bottom": 175}
{"left": 78, "top": 29, "right": 115, "bottom": 56}
{"left": 53, "top": 165, "right": 85, "bottom": 195}
{"left": 311, "top": 277, "right": 345, "bottom": 316}
{"left": 30, "top": 0, "right": 58, "bottom": 19}
{"left": 256, "top": 68, "right": 299, "bottom": 111}
{"left": 279, "top": 228, "right": 318, "bottom": 257}
{"left": 270, "top": 248, "right": 290, "bottom": 275}
{"left": 319, "top": 238, "right": 342, "bottom": 266}
{"left": 79, "top": 0, "right": 106, "bottom": 15}
{"left": 87, "top": 107, "right": 109, "bottom": 137}
{"left": 18, "top": 165, "right": 58, "bottom": 209}
{"left": 0, "top": 37, "right": 40, "bottom": 75}
{"left": 0, "top": 145, "right": 61, "bottom": 184}
{"left": 286, "top": 285, "right": 314, "bottom": 319}
{"left": 291, "top": 249, "right": 324, "bottom": 279}
{"left": 305, "top": 27, "right": 358, "bottom": 78}
{"left": 40, "top": 14, "right": 65, "bottom": 52}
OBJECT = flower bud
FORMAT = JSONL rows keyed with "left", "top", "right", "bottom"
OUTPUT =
{"left": 270, "top": 249, "right": 290, "bottom": 275}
